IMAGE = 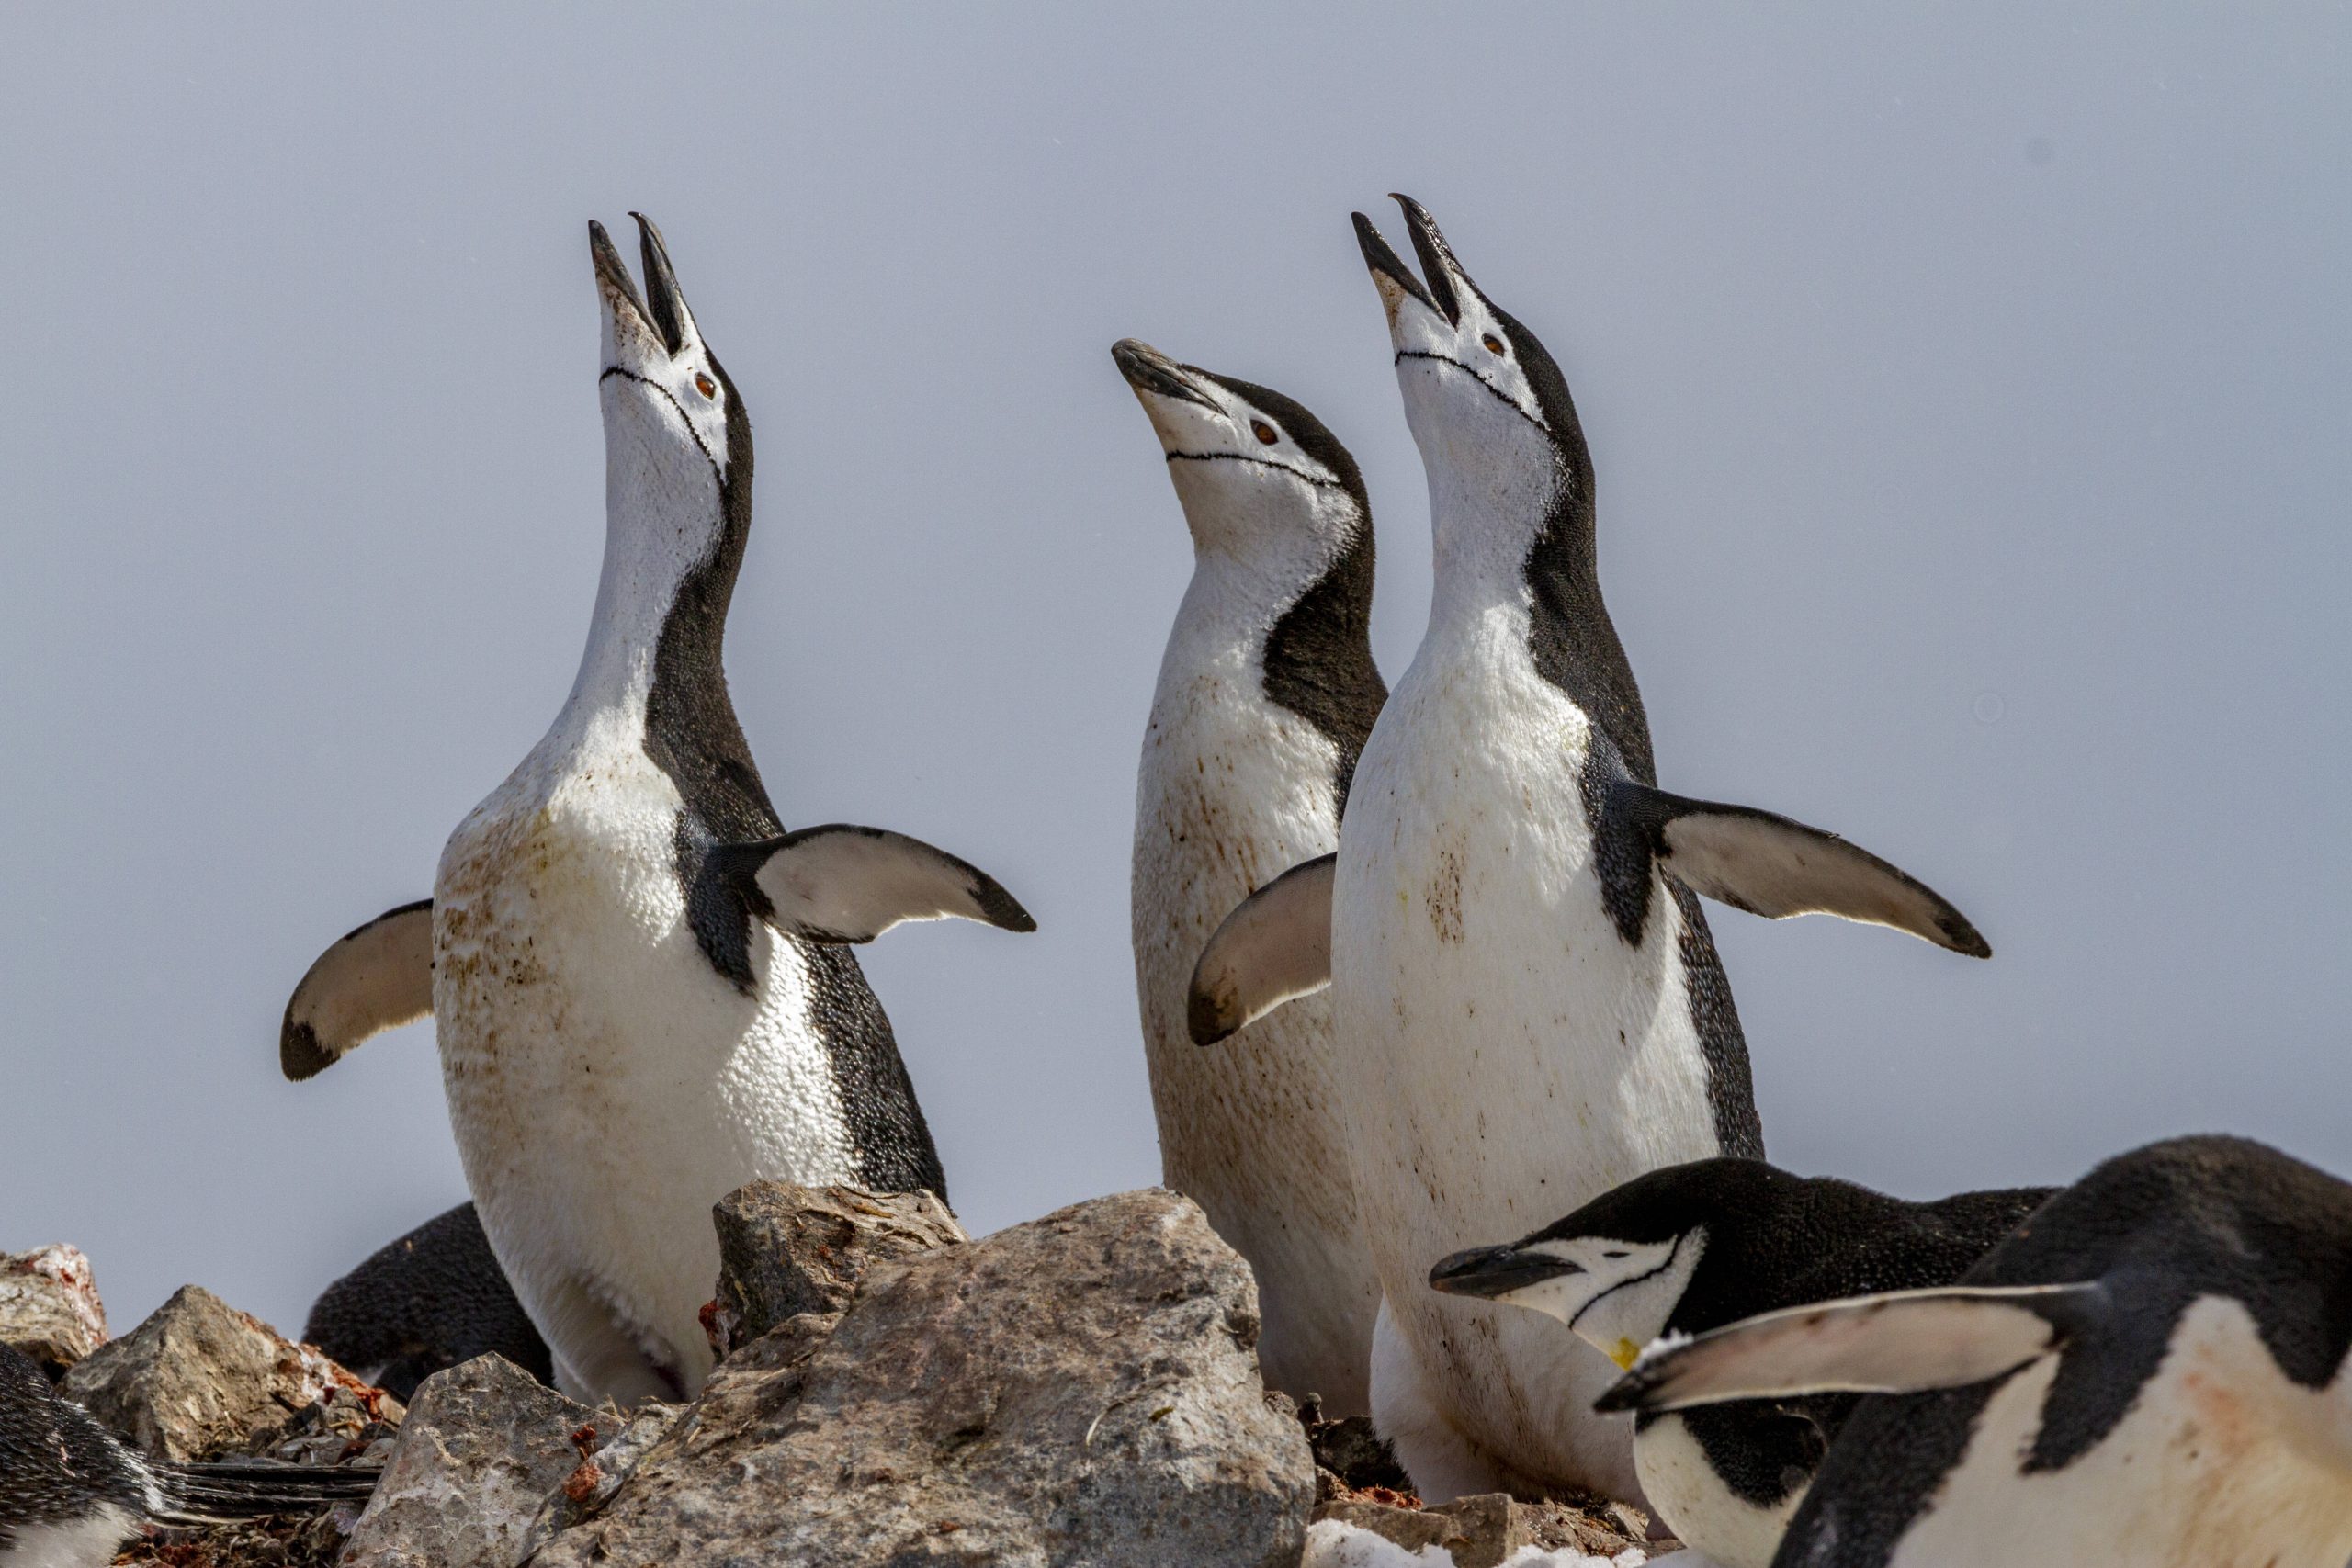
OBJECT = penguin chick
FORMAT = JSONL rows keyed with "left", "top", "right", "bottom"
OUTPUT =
{"left": 0, "top": 1344, "right": 377, "bottom": 1568}
{"left": 1601, "top": 1135, "right": 2352, "bottom": 1568}
{"left": 1114, "top": 337, "right": 1385, "bottom": 1413}
{"left": 303, "top": 1202, "right": 552, "bottom": 1401}
{"left": 1430, "top": 1157, "right": 2052, "bottom": 1568}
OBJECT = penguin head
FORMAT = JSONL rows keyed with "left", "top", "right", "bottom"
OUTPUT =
{"left": 1112, "top": 338, "right": 1369, "bottom": 570}
{"left": 1352, "top": 196, "right": 1591, "bottom": 536}
{"left": 593, "top": 214, "right": 749, "bottom": 511}
{"left": 1430, "top": 1166, "right": 1752, "bottom": 1371}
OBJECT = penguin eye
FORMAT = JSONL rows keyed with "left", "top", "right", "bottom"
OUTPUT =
{"left": 1250, "top": 420, "right": 1279, "bottom": 446}
{"left": 1481, "top": 333, "right": 1507, "bottom": 356}
{"left": 694, "top": 373, "right": 717, "bottom": 400}
{"left": 1603, "top": 1250, "right": 1629, "bottom": 1260}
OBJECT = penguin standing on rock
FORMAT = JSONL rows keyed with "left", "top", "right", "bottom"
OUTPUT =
{"left": 0, "top": 1344, "right": 376, "bottom": 1568}
{"left": 1430, "top": 1157, "right": 2052, "bottom": 1567}
{"left": 1192, "top": 196, "right": 1987, "bottom": 1502}
{"left": 1115, "top": 338, "right": 1385, "bottom": 1412}
{"left": 278, "top": 216, "right": 1035, "bottom": 1404}
{"left": 1603, "top": 1135, "right": 2352, "bottom": 1568}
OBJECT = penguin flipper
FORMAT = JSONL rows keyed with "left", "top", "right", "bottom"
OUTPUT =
{"left": 1609, "top": 781, "right": 1991, "bottom": 957}
{"left": 280, "top": 899, "right": 435, "bottom": 1080}
{"left": 1594, "top": 1282, "right": 2106, "bottom": 1415}
{"left": 1186, "top": 854, "right": 1335, "bottom": 1045}
{"left": 725, "top": 824, "right": 1036, "bottom": 944}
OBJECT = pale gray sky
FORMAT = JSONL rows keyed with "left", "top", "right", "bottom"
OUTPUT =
{"left": 4, "top": 6, "right": 2346, "bottom": 1338}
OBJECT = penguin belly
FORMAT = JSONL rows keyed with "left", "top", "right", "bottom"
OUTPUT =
{"left": 434, "top": 739, "right": 859, "bottom": 1402}
{"left": 1333, "top": 619, "right": 1722, "bottom": 1499}
{"left": 1875, "top": 1299, "right": 2352, "bottom": 1568}
{"left": 1633, "top": 1413, "right": 1805, "bottom": 1568}
{"left": 1133, "top": 665, "right": 1379, "bottom": 1412}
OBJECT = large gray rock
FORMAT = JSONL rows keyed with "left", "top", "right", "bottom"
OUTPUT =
{"left": 340, "top": 1354, "right": 595, "bottom": 1568}
{"left": 0, "top": 1244, "right": 108, "bottom": 1373}
{"left": 539, "top": 1189, "right": 1315, "bottom": 1568}
{"left": 62, "top": 1283, "right": 389, "bottom": 1461}
{"left": 705, "top": 1180, "right": 967, "bottom": 1355}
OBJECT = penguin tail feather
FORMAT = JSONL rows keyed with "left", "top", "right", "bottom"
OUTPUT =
{"left": 153, "top": 1461, "right": 381, "bottom": 1523}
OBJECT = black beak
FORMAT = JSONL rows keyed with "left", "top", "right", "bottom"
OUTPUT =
{"left": 1111, "top": 338, "right": 1220, "bottom": 412}
{"left": 1392, "top": 193, "right": 1466, "bottom": 326}
{"left": 1593, "top": 1362, "right": 1666, "bottom": 1415}
{"left": 589, "top": 219, "right": 656, "bottom": 340}
{"left": 630, "top": 211, "right": 690, "bottom": 355}
{"left": 1353, "top": 210, "right": 1442, "bottom": 318}
{"left": 1429, "top": 1244, "right": 1580, "bottom": 1300}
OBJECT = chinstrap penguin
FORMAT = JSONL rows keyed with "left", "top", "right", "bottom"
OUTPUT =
{"left": 0, "top": 1344, "right": 376, "bottom": 1568}
{"left": 1604, "top": 1135, "right": 2352, "bottom": 1567}
{"left": 1115, "top": 337, "right": 1385, "bottom": 1413}
{"left": 303, "top": 1202, "right": 553, "bottom": 1401}
{"left": 1192, "top": 196, "right": 1987, "bottom": 1502}
{"left": 278, "top": 215, "right": 1034, "bottom": 1404}
{"left": 1430, "top": 1157, "right": 2052, "bottom": 1566}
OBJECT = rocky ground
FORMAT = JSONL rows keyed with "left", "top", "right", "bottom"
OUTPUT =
{"left": 5, "top": 1192, "right": 1665, "bottom": 1567}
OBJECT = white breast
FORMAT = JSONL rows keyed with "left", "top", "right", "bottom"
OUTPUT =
{"left": 1, "top": 1506, "right": 144, "bottom": 1568}
{"left": 1634, "top": 1414, "right": 1804, "bottom": 1568}
{"left": 1886, "top": 1296, "right": 2352, "bottom": 1568}
{"left": 434, "top": 702, "right": 857, "bottom": 1396}
{"left": 1133, "top": 619, "right": 1379, "bottom": 1412}
{"left": 1333, "top": 599, "right": 1721, "bottom": 1499}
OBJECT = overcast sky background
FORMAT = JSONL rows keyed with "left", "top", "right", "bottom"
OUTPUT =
{"left": 4, "top": 7, "right": 2346, "bottom": 1338}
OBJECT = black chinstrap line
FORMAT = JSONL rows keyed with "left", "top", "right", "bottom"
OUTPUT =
{"left": 1394, "top": 349, "right": 1552, "bottom": 438}
{"left": 1164, "top": 451, "right": 1344, "bottom": 490}
{"left": 599, "top": 366, "right": 720, "bottom": 471}
{"left": 1568, "top": 1233, "right": 1686, "bottom": 1336}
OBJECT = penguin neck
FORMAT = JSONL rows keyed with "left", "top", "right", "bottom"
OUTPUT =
{"left": 559, "top": 427, "right": 778, "bottom": 839}
{"left": 1162, "top": 505, "right": 1360, "bottom": 676}
{"left": 1420, "top": 447, "right": 1654, "bottom": 783}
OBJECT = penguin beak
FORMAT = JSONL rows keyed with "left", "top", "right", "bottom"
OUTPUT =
{"left": 1392, "top": 193, "right": 1469, "bottom": 327}
{"left": 1429, "top": 1244, "right": 1580, "bottom": 1301}
{"left": 1353, "top": 210, "right": 1443, "bottom": 322}
{"left": 591, "top": 214, "right": 698, "bottom": 371}
{"left": 1112, "top": 339, "right": 1220, "bottom": 412}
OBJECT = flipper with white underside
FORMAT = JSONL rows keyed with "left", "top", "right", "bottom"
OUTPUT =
{"left": 1186, "top": 853, "right": 1335, "bottom": 1045}
{"left": 1607, "top": 780, "right": 1992, "bottom": 957}
{"left": 280, "top": 900, "right": 435, "bottom": 1080}
{"left": 716, "top": 823, "right": 1036, "bottom": 945}
{"left": 1596, "top": 1282, "right": 2107, "bottom": 1415}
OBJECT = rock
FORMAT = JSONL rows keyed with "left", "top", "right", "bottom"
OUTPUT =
{"left": 1314, "top": 1498, "right": 1464, "bottom": 1557}
{"left": 515, "top": 1398, "right": 691, "bottom": 1560}
{"left": 340, "top": 1354, "right": 594, "bottom": 1568}
{"left": 538, "top": 1189, "right": 1314, "bottom": 1568}
{"left": 61, "top": 1283, "right": 394, "bottom": 1461}
{"left": 706, "top": 1180, "right": 967, "bottom": 1354}
{"left": 0, "top": 1244, "right": 108, "bottom": 1373}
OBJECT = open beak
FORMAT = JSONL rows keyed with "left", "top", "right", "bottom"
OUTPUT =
{"left": 1112, "top": 338, "right": 1221, "bottom": 412}
{"left": 590, "top": 213, "right": 697, "bottom": 364}
{"left": 1429, "top": 1243, "right": 1580, "bottom": 1301}
{"left": 1392, "top": 194, "right": 1469, "bottom": 326}
{"left": 1354, "top": 210, "right": 1442, "bottom": 320}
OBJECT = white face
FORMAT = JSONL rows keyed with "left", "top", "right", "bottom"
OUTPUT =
{"left": 1488, "top": 1230, "right": 1707, "bottom": 1371}
{"left": 1114, "top": 341, "right": 1359, "bottom": 571}
{"left": 596, "top": 222, "right": 734, "bottom": 485}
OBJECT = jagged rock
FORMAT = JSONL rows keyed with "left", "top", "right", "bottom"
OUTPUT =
{"left": 340, "top": 1354, "right": 593, "bottom": 1568}
{"left": 538, "top": 1189, "right": 1315, "bottom": 1568}
{"left": 61, "top": 1283, "right": 393, "bottom": 1461}
{"left": 0, "top": 1243, "right": 108, "bottom": 1374}
{"left": 515, "top": 1398, "right": 691, "bottom": 1560}
{"left": 706, "top": 1180, "right": 967, "bottom": 1354}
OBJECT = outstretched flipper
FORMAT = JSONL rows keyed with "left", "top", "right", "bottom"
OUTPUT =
{"left": 1608, "top": 780, "right": 1992, "bottom": 957}
{"left": 1596, "top": 1282, "right": 2106, "bottom": 1416}
{"left": 717, "top": 824, "right": 1035, "bottom": 945}
{"left": 1187, "top": 854, "right": 1336, "bottom": 1045}
{"left": 280, "top": 900, "right": 435, "bottom": 1081}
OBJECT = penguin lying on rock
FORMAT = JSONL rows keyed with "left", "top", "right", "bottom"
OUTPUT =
{"left": 0, "top": 1344, "right": 376, "bottom": 1568}
{"left": 303, "top": 1202, "right": 552, "bottom": 1401}
{"left": 1114, "top": 336, "right": 1386, "bottom": 1413}
{"left": 1602, "top": 1135, "right": 2352, "bottom": 1568}
{"left": 278, "top": 215, "right": 1035, "bottom": 1404}
{"left": 1430, "top": 1157, "right": 2052, "bottom": 1568}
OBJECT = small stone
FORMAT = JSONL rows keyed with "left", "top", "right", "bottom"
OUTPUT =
{"left": 340, "top": 1354, "right": 594, "bottom": 1568}
{"left": 1419, "top": 1492, "right": 1653, "bottom": 1568}
{"left": 1313, "top": 1497, "right": 1464, "bottom": 1556}
{"left": 707, "top": 1180, "right": 967, "bottom": 1353}
{"left": 61, "top": 1284, "right": 393, "bottom": 1461}
{"left": 0, "top": 1244, "right": 108, "bottom": 1374}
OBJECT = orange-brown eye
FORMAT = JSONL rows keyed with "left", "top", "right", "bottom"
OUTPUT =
{"left": 694, "top": 373, "right": 717, "bottom": 400}
{"left": 1251, "top": 420, "right": 1279, "bottom": 445}
{"left": 1481, "top": 333, "right": 1506, "bottom": 356}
